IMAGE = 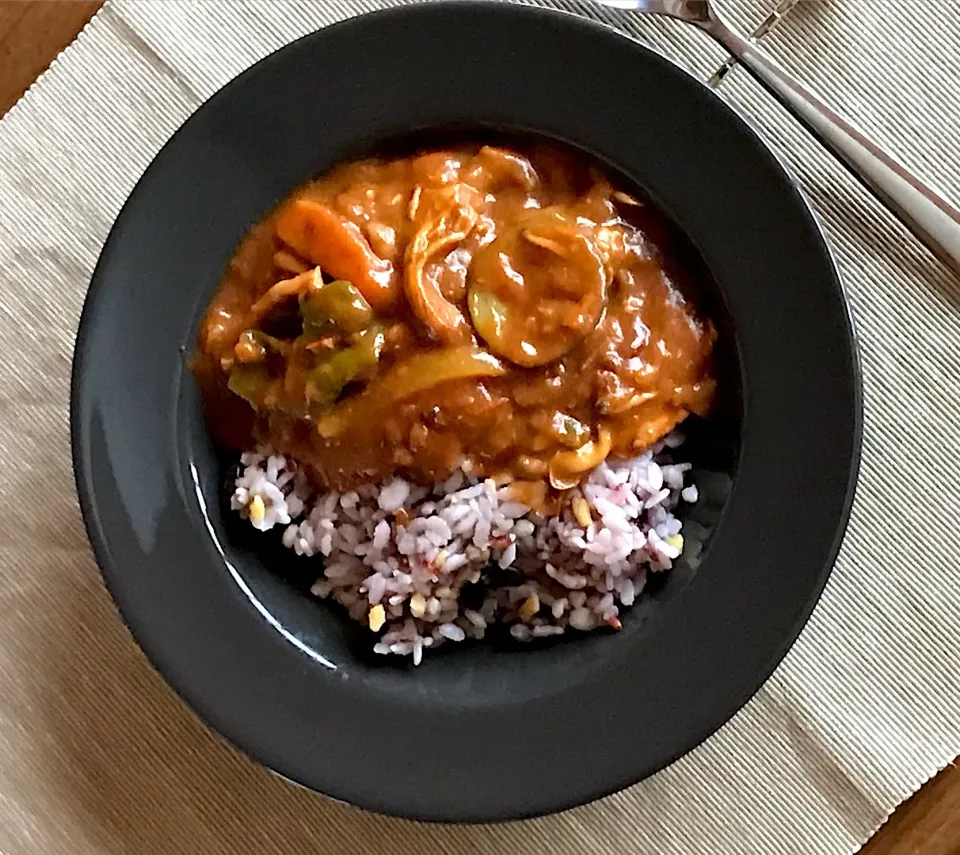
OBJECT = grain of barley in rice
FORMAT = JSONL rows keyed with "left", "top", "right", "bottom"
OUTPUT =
{"left": 197, "top": 141, "right": 718, "bottom": 662}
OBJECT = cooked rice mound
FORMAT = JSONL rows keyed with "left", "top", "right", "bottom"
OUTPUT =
{"left": 232, "top": 435, "right": 702, "bottom": 665}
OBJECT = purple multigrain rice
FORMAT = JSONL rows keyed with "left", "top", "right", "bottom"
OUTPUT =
{"left": 230, "top": 436, "right": 700, "bottom": 663}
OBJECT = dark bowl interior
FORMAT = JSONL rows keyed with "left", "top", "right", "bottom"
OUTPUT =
{"left": 194, "top": 125, "right": 744, "bottom": 702}
{"left": 73, "top": 1, "right": 860, "bottom": 822}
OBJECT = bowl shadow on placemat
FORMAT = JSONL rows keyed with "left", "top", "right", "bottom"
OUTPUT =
{"left": 27, "top": 574, "right": 693, "bottom": 852}
{"left": 29, "top": 575, "right": 372, "bottom": 852}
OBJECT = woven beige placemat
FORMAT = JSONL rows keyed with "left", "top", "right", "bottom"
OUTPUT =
{"left": 2, "top": 1, "right": 959, "bottom": 853}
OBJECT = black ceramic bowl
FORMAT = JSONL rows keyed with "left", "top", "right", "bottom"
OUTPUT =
{"left": 71, "top": 1, "right": 861, "bottom": 822}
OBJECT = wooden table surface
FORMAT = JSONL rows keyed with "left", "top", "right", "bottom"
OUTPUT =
{"left": 1, "top": 3, "right": 957, "bottom": 853}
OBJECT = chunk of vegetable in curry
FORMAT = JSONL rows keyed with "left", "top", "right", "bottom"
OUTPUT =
{"left": 195, "top": 143, "right": 717, "bottom": 496}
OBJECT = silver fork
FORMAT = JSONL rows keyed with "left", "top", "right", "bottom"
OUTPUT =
{"left": 596, "top": 0, "right": 960, "bottom": 278}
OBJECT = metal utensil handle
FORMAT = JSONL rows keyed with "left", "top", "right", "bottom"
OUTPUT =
{"left": 705, "top": 14, "right": 960, "bottom": 279}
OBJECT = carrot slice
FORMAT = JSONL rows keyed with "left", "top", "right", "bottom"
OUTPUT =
{"left": 275, "top": 199, "right": 397, "bottom": 311}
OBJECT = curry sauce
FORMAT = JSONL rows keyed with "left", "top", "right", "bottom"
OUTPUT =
{"left": 196, "top": 143, "right": 717, "bottom": 497}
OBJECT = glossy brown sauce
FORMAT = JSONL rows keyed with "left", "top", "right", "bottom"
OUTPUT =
{"left": 196, "top": 144, "right": 717, "bottom": 501}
